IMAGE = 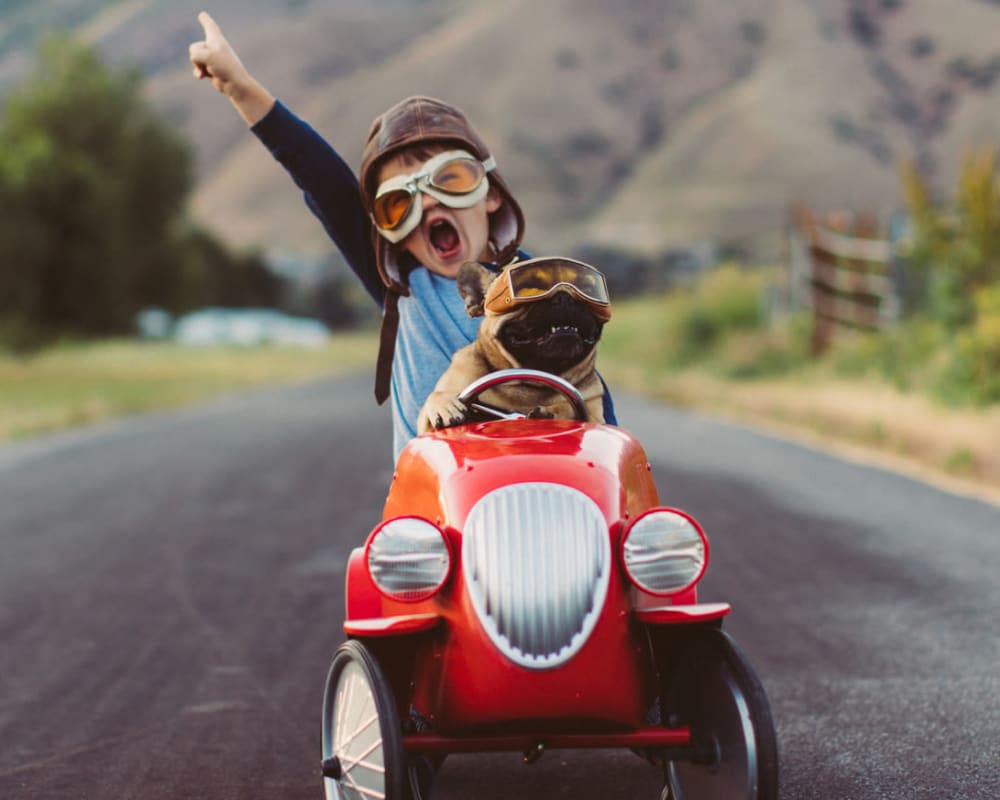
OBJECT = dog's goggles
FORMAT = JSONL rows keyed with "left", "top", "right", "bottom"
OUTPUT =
{"left": 371, "top": 150, "right": 496, "bottom": 243}
{"left": 484, "top": 258, "right": 612, "bottom": 321}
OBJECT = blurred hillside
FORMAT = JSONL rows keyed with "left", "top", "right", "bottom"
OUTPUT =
{"left": 4, "top": 0, "right": 1000, "bottom": 262}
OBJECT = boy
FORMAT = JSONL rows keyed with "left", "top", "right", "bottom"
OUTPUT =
{"left": 188, "top": 11, "right": 615, "bottom": 460}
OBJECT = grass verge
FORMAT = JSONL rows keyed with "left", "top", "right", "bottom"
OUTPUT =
{"left": 0, "top": 335, "right": 377, "bottom": 442}
{"left": 596, "top": 269, "right": 1000, "bottom": 504}
{"left": 600, "top": 362, "right": 1000, "bottom": 500}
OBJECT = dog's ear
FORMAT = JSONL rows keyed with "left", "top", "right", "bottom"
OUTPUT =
{"left": 456, "top": 261, "right": 497, "bottom": 318}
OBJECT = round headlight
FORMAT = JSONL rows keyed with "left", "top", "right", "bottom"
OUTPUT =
{"left": 367, "top": 517, "right": 451, "bottom": 601}
{"left": 622, "top": 509, "right": 707, "bottom": 595}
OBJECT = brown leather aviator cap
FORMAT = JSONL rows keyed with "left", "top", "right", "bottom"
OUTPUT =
{"left": 359, "top": 95, "right": 525, "bottom": 292}
{"left": 359, "top": 96, "right": 525, "bottom": 405}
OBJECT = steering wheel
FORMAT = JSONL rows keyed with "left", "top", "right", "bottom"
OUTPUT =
{"left": 456, "top": 368, "right": 589, "bottom": 423}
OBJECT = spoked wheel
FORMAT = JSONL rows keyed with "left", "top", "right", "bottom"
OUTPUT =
{"left": 322, "top": 640, "right": 407, "bottom": 800}
{"left": 662, "top": 629, "right": 778, "bottom": 800}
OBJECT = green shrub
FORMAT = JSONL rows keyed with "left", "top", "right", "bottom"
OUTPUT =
{"left": 899, "top": 149, "right": 1000, "bottom": 327}
{"left": 673, "top": 307, "right": 721, "bottom": 364}
{"left": 669, "top": 264, "right": 767, "bottom": 366}
{"left": 602, "top": 265, "right": 814, "bottom": 381}
{"left": 944, "top": 447, "right": 977, "bottom": 476}
{"left": 830, "top": 318, "right": 944, "bottom": 390}
{"left": 942, "top": 284, "right": 1000, "bottom": 404}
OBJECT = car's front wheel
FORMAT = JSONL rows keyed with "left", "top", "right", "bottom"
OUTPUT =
{"left": 321, "top": 640, "right": 407, "bottom": 800}
{"left": 661, "top": 628, "right": 778, "bottom": 800}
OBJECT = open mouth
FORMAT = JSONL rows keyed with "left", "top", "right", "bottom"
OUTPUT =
{"left": 498, "top": 293, "right": 604, "bottom": 373}
{"left": 428, "top": 219, "right": 462, "bottom": 258}
{"left": 503, "top": 322, "right": 595, "bottom": 373}
{"left": 510, "top": 324, "right": 595, "bottom": 349}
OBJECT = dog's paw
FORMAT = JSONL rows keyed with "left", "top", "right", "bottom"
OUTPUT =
{"left": 526, "top": 406, "right": 556, "bottom": 420}
{"left": 427, "top": 397, "right": 470, "bottom": 430}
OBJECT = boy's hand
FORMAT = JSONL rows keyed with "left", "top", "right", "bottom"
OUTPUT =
{"left": 189, "top": 12, "right": 245, "bottom": 95}
{"left": 189, "top": 11, "right": 274, "bottom": 125}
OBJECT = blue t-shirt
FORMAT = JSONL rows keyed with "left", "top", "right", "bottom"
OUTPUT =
{"left": 392, "top": 268, "right": 481, "bottom": 460}
{"left": 252, "top": 101, "right": 615, "bottom": 461}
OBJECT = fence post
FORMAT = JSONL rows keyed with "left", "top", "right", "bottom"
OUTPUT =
{"left": 788, "top": 202, "right": 895, "bottom": 355}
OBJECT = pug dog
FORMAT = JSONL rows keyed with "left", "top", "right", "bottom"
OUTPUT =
{"left": 417, "top": 257, "right": 611, "bottom": 433}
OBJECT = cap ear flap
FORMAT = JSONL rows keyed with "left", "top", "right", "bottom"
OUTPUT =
{"left": 457, "top": 261, "right": 496, "bottom": 317}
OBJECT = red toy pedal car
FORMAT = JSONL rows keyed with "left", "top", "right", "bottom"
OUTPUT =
{"left": 321, "top": 370, "right": 778, "bottom": 800}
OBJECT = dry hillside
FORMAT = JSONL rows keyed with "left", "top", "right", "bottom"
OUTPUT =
{"left": 5, "top": 0, "right": 1000, "bottom": 260}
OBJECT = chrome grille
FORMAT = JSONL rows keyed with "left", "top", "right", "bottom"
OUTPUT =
{"left": 462, "top": 482, "right": 611, "bottom": 669}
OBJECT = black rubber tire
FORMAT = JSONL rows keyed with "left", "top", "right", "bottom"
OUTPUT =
{"left": 322, "top": 640, "right": 408, "bottom": 800}
{"left": 662, "top": 628, "right": 779, "bottom": 800}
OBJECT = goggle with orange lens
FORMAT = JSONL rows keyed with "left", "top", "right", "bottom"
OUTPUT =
{"left": 484, "top": 258, "right": 612, "bottom": 321}
{"left": 371, "top": 150, "right": 496, "bottom": 243}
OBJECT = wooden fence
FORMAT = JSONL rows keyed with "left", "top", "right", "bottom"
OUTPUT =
{"left": 786, "top": 203, "right": 900, "bottom": 354}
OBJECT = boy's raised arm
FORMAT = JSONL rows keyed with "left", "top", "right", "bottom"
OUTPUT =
{"left": 189, "top": 11, "right": 275, "bottom": 126}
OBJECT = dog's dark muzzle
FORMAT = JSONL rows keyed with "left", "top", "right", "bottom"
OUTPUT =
{"left": 499, "top": 291, "right": 604, "bottom": 373}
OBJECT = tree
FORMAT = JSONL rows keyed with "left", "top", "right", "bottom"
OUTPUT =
{"left": 173, "top": 226, "right": 284, "bottom": 311}
{"left": 899, "top": 148, "right": 1000, "bottom": 329}
{"left": 0, "top": 35, "right": 194, "bottom": 340}
{"left": 898, "top": 148, "right": 1000, "bottom": 405}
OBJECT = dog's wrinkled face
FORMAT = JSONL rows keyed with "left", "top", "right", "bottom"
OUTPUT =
{"left": 495, "top": 291, "right": 603, "bottom": 374}
{"left": 457, "top": 261, "right": 605, "bottom": 375}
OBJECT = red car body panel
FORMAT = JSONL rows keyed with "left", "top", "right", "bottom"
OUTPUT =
{"left": 345, "top": 419, "right": 711, "bottom": 735}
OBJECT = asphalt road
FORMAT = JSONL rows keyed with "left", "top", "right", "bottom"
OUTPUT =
{"left": 1, "top": 372, "right": 997, "bottom": 799}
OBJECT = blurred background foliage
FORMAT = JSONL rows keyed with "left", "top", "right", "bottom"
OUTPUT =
{"left": 0, "top": 35, "right": 300, "bottom": 350}
{"left": 894, "top": 148, "right": 1000, "bottom": 404}
{"left": 604, "top": 150, "right": 1000, "bottom": 410}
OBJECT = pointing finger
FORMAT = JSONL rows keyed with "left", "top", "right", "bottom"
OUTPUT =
{"left": 198, "top": 11, "right": 222, "bottom": 42}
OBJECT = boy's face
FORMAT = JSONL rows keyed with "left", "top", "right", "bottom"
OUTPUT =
{"left": 376, "top": 148, "right": 502, "bottom": 279}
